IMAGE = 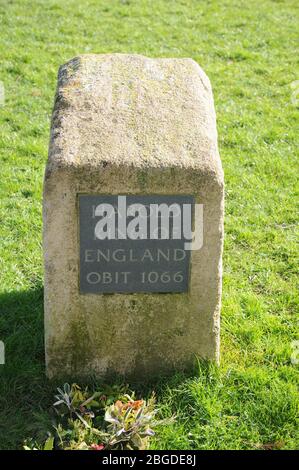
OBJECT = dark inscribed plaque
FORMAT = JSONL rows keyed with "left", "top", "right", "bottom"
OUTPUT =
{"left": 79, "top": 195, "right": 194, "bottom": 294}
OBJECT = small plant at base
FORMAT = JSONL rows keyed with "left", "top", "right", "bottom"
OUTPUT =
{"left": 24, "top": 384, "right": 173, "bottom": 450}
{"left": 103, "top": 395, "right": 160, "bottom": 450}
{"left": 53, "top": 383, "right": 100, "bottom": 426}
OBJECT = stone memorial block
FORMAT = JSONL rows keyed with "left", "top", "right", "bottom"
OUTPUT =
{"left": 43, "top": 54, "right": 224, "bottom": 379}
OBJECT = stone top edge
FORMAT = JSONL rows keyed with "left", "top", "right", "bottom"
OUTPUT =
{"left": 57, "top": 53, "right": 212, "bottom": 92}
{"left": 59, "top": 52, "right": 202, "bottom": 70}
{"left": 60, "top": 53, "right": 205, "bottom": 69}
{"left": 61, "top": 53, "right": 201, "bottom": 67}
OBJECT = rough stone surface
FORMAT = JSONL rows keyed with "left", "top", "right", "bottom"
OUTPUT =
{"left": 43, "top": 54, "right": 224, "bottom": 379}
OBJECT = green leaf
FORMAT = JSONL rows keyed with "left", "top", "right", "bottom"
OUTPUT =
{"left": 43, "top": 437, "right": 54, "bottom": 450}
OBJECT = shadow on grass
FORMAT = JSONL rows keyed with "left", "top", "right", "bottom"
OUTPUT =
{"left": 0, "top": 286, "right": 45, "bottom": 377}
{"left": 0, "top": 286, "right": 52, "bottom": 449}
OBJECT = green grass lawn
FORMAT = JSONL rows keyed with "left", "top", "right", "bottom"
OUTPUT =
{"left": 0, "top": 0, "right": 298, "bottom": 450}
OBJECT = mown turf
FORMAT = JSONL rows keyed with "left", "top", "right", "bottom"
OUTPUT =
{"left": 0, "top": 0, "right": 298, "bottom": 450}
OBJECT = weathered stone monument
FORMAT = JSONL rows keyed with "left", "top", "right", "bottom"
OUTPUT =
{"left": 43, "top": 54, "right": 224, "bottom": 379}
